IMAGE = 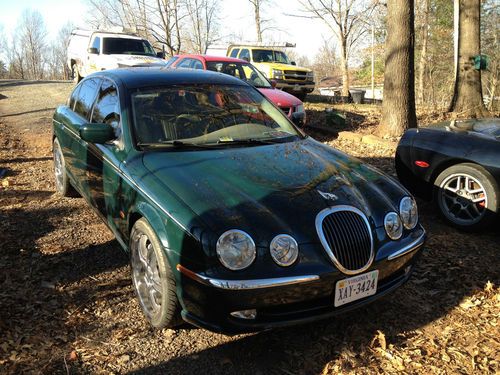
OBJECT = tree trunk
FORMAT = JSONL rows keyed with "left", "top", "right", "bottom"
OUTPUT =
{"left": 448, "top": 0, "right": 488, "bottom": 117}
{"left": 378, "top": 0, "right": 417, "bottom": 138}
{"left": 253, "top": 0, "right": 263, "bottom": 42}
{"left": 340, "top": 37, "right": 350, "bottom": 98}
{"left": 417, "top": 0, "right": 430, "bottom": 106}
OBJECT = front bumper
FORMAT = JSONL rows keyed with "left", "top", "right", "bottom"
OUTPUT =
{"left": 177, "top": 227, "right": 425, "bottom": 334}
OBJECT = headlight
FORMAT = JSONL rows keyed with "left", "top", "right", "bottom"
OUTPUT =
{"left": 270, "top": 235, "right": 299, "bottom": 266}
{"left": 306, "top": 71, "right": 314, "bottom": 80}
{"left": 216, "top": 230, "right": 256, "bottom": 270}
{"left": 295, "top": 104, "right": 305, "bottom": 113}
{"left": 272, "top": 69, "right": 283, "bottom": 79}
{"left": 399, "top": 196, "right": 418, "bottom": 229}
{"left": 384, "top": 212, "right": 403, "bottom": 240}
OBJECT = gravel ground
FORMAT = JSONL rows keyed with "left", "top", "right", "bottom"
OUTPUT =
{"left": 0, "top": 80, "right": 498, "bottom": 374}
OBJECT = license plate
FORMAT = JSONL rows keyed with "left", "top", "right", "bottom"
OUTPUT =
{"left": 334, "top": 270, "right": 378, "bottom": 307}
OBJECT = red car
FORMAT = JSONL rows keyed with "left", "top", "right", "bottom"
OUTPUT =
{"left": 168, "top": 54, "right": 306, "bottom": 126}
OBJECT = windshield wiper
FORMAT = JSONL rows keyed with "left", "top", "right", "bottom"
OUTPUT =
{"left": 137, "top": 140, "right": 216, "bottom": 149}
{"left": 216, "top": 138, "right": 282, "bottom": 146}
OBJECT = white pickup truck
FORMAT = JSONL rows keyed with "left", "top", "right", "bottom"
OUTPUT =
{"left": 67, "top": 29, "right": 166, "bottom": 82}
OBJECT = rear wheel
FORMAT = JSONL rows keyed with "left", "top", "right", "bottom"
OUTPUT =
{"left": 130, "top": 218, "right": 182, "bottom": 328}
{"left": 434, "top": 163, "right": 498, "bottom": 231}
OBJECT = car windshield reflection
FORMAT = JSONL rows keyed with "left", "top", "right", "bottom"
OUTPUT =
{"left": 131, "top": 84, "right": 301, "bottom": 148}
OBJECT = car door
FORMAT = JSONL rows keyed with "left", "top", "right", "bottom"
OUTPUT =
{"left": 85, "top": 78, "right": 127, "bottom": 233}
{"left": 60, "top": 78, "right": 101, "bottom": 196}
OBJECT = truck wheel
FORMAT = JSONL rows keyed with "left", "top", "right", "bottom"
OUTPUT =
{"left": 72, "top": 64, "right": 81, "bottom": 83}
{"left": 294, "top": 93, "right": 307, "bottom": 101}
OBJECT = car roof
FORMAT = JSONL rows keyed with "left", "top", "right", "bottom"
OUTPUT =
{"left": 91, "top": 67, "right": 247, "bottom": 89}
{"left": 176, "top": 54, "right": 247, "bottom": 64}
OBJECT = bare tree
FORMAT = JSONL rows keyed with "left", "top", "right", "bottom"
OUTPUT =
{"left": 46, "top": 22, "right": 75, "bottom": 80}
{"left": 449, "top": 0, "right": 488, "bottom": 117}
{"left": 378, "top": 0, "right": 417, "bottom": 137}
{"left": 247, "top": 0, "right": 273, "bottom": 42}
{"left": 184, "top": 0, "right": 221, "bottom": 53}
{"left": 296, "top": 0, "right": 374, "bottom": 97}
{"left": 17, "top": 10, "right": 47, "bottom": 80}
{"left": 416, "top": 0, "right": 430, "bottom": 105}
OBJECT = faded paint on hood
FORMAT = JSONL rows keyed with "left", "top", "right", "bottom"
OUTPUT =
{"left": 140, "top": 138, "right": 407, "bottom": 244}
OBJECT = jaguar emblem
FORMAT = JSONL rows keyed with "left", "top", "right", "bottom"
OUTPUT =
{"left": 318, "top": 190, "right": 338, "bottom": 201}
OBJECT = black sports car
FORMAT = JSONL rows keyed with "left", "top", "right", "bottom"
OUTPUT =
{"left": 396, "top": 118, "right": 500, "bottom": 230}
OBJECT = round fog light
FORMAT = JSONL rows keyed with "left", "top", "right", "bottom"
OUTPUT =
{"left": 270, "top": 235, "right": 299, "bottom": 266}
{"left": 230, "top": 309, "right": 257, "bottom": 320}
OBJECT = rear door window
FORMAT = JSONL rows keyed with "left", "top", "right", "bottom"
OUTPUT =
{"left": 68, "top": 84, "right": 81, "bottom": 110}
{"left": 74, "top": 78, "right": 100, "bottom": 120}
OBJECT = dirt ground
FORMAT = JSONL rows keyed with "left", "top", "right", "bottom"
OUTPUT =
{"left": 0, "top": 79, "right": 498, "bottom": 375}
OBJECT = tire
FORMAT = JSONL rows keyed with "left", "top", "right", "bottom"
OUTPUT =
{"left": 433, "top": 163, "right": 498, "bottom": 231}
{"left": 294, "top": 92, "right": 307, "bottom": 101}
{"left": 130, "top": 218, "right": 182, "bottom": 328}
{"left": 53, "top": 138, "right": 76, "bottom": 197}
{"left": 72, "top": 63, "right": 81, "bottom": 83}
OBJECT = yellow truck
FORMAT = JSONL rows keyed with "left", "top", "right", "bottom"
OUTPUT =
{"left": 226, "top": 44, "right": 315, "bottom": 100}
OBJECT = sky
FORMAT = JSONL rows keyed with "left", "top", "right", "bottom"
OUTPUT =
{"left": 0, "top": 0, "right": 331, "bottom": 61}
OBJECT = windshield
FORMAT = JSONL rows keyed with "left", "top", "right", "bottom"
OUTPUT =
{"left": 131, "top": 84, "right": 301, "bottom": 147}
{"left": 206, "top": 62, "right": 272, "bottom": 89}
{"left": 252, "top": 49, "right": 290, "bottom": 64}
{"left": 102, "top": 37, "right": 156, "bottom": 56}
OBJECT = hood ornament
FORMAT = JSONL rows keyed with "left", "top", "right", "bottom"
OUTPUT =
{"left": 318, "top": 190, "right": 338, "bottom": 201}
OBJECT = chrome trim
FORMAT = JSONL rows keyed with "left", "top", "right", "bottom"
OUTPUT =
{"left": 388, "top": 231, "right": 426, "bottom": 260}
{"left": 269, "top": 234, "right": 299, "bottom": 267}
{"left": 183, "top": 270, "right": 320, "bottom": 290}
{"left": 315, "top": 205, "right": 375, "bottom": 275}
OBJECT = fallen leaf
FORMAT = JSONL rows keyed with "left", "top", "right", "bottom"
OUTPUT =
{"left": 68, "top": 350, "right": 78, "bottom": 361}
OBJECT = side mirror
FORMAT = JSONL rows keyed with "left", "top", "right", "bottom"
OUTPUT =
{"left": 291, "top": 61, "right": 297, "bottom": 66}
{"left": 291, "top": 112, "right": 305, "bottom": 127}
{"left": 270, "top": 79, "right": 278, "bottom": 89}
{"left": 156, "top": 51, "right": 165, "bottom": 59}
{"left": 88, "top": 47, "right": 99, "bottom": 55}
{"left": 80, "top": 123, "right": 115, "bottom": 144}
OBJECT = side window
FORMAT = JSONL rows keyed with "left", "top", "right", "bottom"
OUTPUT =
{"left": 239, "top": 49, "right": 250, "bottom": 60}
{"left": 92, "top": 79, "right": 121, "bottom": 139}
{"left": 229, "top": 48, "right": 240, "bottom": 58}
{"left": 177, "top": 58, "right": 193, "bottom": 68}
{"left": 68, "top": 84, "right": 81, "bottom": 110}
{"left": 91, "top": 36, "right": 100, "bottom": 52}
{"left": 192, "top": 60, "right": 203, "bottom": 69}
{"left": 74, "top": 78, "right": 100, "bottom": 120}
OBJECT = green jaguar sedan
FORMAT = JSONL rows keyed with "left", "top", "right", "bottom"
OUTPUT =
{"left": 52, "top": 67, "right": 426, "bottom": 334}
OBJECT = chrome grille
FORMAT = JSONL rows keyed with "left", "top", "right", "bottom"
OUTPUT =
{"left": 283, "top": 70, "right": 307, "bottom": 81}
{"left": 316, "top": 206, "right": 374, "bottom": 275}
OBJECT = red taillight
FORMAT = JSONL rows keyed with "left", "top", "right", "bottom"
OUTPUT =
{"left": 415, "top": 161, "right": 430, "bottom": 168}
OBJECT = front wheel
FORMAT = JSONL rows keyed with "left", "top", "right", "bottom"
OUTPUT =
{"left": 72, "top": 63, "right": 81, "bottom": 83}
{"left": 434, "top": 163, "right": 498, "bottom": 231}
{"left": 53, "top": 138, "right": 76, "bottom": 197}
{"left": 130, "top": 218, "right": 182, "bottom": 328}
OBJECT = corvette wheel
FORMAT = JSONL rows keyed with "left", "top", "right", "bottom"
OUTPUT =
{"left": 434, "top": 164, "right": 498, "bottom": 230}
{"left": 130, "top": 218, "right": 181, "bottom": 328}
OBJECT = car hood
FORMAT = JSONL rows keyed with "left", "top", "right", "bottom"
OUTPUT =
{"left": 258, "top": 88, "right": 302, "bottom": 107}
{"left": 141, "top": 138, "right": 407, "bottom": 244}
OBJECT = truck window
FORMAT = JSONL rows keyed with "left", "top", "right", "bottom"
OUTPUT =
{"left": 239, "top": 49, "right": 250, "bottom": 61}
{"left": 102, "top": 37, "right": 156, "bottom": 56}
{"left": 192, "top": 60, "right": 203, "bottom": 69}
{"left": 229, "top": 48, "right": 240, "bottom": 58}
{"left": 177, "top": 58, "right": 194, "bottom": 68}
{"left": 91, "top": 37, "right": 100, "bottom": 52}
{"left": 74, "top": 78, "right": 100, "bottom": 120}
